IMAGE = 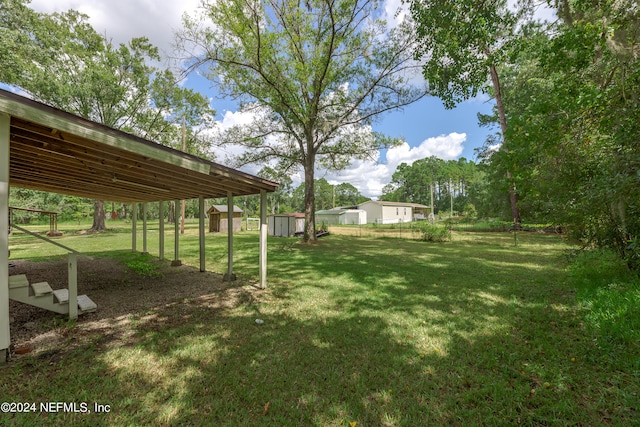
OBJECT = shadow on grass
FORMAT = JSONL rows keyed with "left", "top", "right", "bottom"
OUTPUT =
{"left": 2, "top": 232, "right": 638, "bottom": 425}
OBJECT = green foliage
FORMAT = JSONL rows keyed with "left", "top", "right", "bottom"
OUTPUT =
{"left": 408, "top": 0, "right": 519, "bottom": 109}
{"left": 412, "top": 221, "right": 451, "bottom": 242}
{"left": 1, "top": 0, "right": 215, "bottom": 157}
{"left": 462, "top": 203, "right": 478, "bottom": 219}
{"left": 177, "top": 0, "right": 427, "bottom": 240}
{"left": 380, "top": 156, "right": 492, "bottom": 217}
{"left": 471, "top": 1, "right": 640, "bottom": 268}
{"left": 568, "top": 249, "right": 640, "bottom": 350}
{"left": 124, "top": 254, "right": 163, "bottom": 279}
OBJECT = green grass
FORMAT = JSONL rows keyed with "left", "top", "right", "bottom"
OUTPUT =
{"left": 2, "top": 222, "right": 639, "bottom": 425}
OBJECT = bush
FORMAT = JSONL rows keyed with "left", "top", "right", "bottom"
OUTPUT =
{"left": 567, "top": 249, "right": 632, "bottom": 289}
{"left": 568, "top": 249, "right": 640, "bottom": 349}
{"left": 413, "top": 222, "right": 450, "bottom": 242}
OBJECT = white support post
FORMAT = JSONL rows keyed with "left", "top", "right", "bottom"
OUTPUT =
{"left": 171, "top": 200, "right": 181, "bottom": 266}
{"left": 199, "top": 196, "right": 205, "bottom": 272}
{"left": 142, "top": 203, "right": 148, "bottom": 254}
{"left": 225, "top": 192, "right": 236, "bottom": 281}
{"left": 68, "top": 253, "right": 78, "bottom": 320}
{"left": 259, "top": 190, "right": 267, "bottom": 289}
{"left": 0, "top": 113, "right": 10, "bottom": 361}
{"left": 159, "top": 201, "right": 165, "bottom": 261}
{"left": 131, "top": 203, "right": 137, "bottom": 253}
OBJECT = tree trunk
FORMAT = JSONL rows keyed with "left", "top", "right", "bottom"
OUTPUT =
{"left": 90, "top": 200, "right": 106, "bottom": 231}
{"left": 168, "top": 201, "right": 175, "bottom": 224}
{"left": 303, "top": 156, "right": 317, "bottom": 243}
{"left": 488, "top": 60, "right": 521, "bottom": 225}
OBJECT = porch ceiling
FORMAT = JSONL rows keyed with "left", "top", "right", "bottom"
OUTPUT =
{"left": 1, "top": 89, "right": 278, "bottom": 203}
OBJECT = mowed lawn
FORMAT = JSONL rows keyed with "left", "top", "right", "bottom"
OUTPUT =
{"left": 2, "top": 223, "right": 638, "bottom": 425}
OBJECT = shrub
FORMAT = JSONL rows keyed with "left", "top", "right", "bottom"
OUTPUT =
{"left": 568, "top": 249, "right": 640, "bottom": 349}
{"left": 413, "top": 222, "right": 450, "bottom": 242}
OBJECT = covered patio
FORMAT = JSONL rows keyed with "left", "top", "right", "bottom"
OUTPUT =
{"left": 0, "top": 89, "right": 278, "bottom": 362}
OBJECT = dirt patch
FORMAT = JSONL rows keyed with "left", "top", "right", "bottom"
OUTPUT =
{"left": 7, "top": 256, "right": 261, "bottom": 355}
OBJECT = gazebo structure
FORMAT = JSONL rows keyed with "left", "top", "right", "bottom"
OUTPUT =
{"left": 0, "top": 89, "right": 278, "bottom": 362}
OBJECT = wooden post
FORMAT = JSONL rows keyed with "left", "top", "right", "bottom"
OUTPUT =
{"left": 225, "top": 192, "right": 236, "bottom": 281}
{"left": 142, "top": 203, "right": 148, "bottom": 254}
{"left": 259, "top": 190, "right": 267, "bottom": 289}
{"left": 159, "top": 201, "right": 165, "bottom": 260}
{"left": 199, "top": 196, "right": 205, "bottom": 272}
{"left": 68, "top": 253, "right": 78, "bottom": 320}
{"left": 131, "top": 203, "right": 137, "bottom": 252}
{"left": 0, "top": 113, "right": 10, "bottom": 362}
{"left": 171, "top": 199, "right": 181, "bottom": 266}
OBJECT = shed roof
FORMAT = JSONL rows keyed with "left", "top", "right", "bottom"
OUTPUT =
{"left": 360, "top": 200, "right": 431, "bottom": 209}
{"left": 316, "top": 209, "right": 342, "bottom": 215}
{"left": 1, "top": 89, "right": 278, "bottom": 202}
{"left": 271, "top": 212, "right": 305, "bottom": 218}
{"left": 208, "top": 205, "right": 244, "bottom": 213}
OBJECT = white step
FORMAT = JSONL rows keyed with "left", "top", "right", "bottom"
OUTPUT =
{"left": 52, "top": 289, "right": 97, "bottom": 313}
{"left": 30, "top": 281, "right": 53, "bottom": 296}
{"left": 9, "top": 274, "right": 29, "bottom": 289}
{"left": 52, "top": 288, "right": 69, "bottom": 304}
{"left": 77, "top": 295, "right": 97, "bottom": 313}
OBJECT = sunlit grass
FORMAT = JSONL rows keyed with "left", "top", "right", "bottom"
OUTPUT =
{"left": 2, "top": 222, "right": 639, "bottom": 425}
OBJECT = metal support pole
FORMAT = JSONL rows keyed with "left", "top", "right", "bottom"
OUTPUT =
{"left": 199, "top": 196, "right": 205, "bottom": 272}
{"left": 225, "top": 192, "right": 236, "bottom": 281}
{"left": 171, "top": 200, "right": 181, "bottom": 266}
{"left": 142, "top": 203, "right": 148, "bottom": 254}
{"left": 68, "top": 253, "right": 78, "bottom": 320}
{"left": 0, "top": 113, "right": 10, "bottom": 362}
{"left": 259, "top": 190, "right": 267, "bottom": 289}
{"left": 131, "top": 203, "right": 137, "bottom": 252}
{"left": 159, "top": 201, "right": 165, "bottom": 261}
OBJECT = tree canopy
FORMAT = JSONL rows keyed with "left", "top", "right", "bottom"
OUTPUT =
{"left": 1, "top": 0, "right": 215, "bottom": 230}
{"left": 177, "top": 0, "right": 428, "bottom": 241}
{"left": 408, "top": 0, "right": 525, "bottom": 224}
{"left": 475, "top": 0, "right": 640, "bottom": 267}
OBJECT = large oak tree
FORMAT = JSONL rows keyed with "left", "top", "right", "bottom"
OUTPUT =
{"left": 177, "top": 0, "right": 428, "bottom": 241}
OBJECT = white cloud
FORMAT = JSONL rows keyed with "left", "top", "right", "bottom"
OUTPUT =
{"left": 382, "top": 0, "right": 410, "bottom": 29}
{"left": 322, "top": 132, "right": 467, "bottom": 198}
{"left": 213, "top": 106, "right": 467, "bottom": 199}
{"left": 24, "top": 0, "right": 470, "bottom": 199}
{"left": 28, "top": 0, "right": 200, "bottom": 57}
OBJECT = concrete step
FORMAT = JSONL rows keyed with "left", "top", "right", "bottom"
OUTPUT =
{"left": 30, "top": 281, "right": 53, "bottom": 297}
{"left": 9, "top": 274, "right": 29, "bottom": 289}
{"left": 77, "top": 295, "right": 97, "bottom": 313}
{"left": 52, "top": 288, "right": 69, "bottom": 304}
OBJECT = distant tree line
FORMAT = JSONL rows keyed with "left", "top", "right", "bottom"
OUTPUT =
{"left": 380, "top": 157, "right": 496, "bottom": 219}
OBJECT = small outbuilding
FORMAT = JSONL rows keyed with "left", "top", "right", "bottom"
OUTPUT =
{"left": 316, "top": 207, "right": 367, "bottom": 226}
{"left": 208, "top": 205, "right": 243, "bottom": 232}
{"left": 268, "top": 213, "right": 305, "bottom": 237}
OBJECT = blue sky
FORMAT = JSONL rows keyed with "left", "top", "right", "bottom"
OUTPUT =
{"left": 28, "top": 0, "right": 498, "bottom": 198}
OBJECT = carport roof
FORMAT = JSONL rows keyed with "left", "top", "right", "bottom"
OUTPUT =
{"left": 1, "top": 89, "right": 278, "bottom": 203}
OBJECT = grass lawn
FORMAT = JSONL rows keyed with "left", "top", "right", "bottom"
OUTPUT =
{"left": 2, "top": 222, "right": 638, "bottom": 425}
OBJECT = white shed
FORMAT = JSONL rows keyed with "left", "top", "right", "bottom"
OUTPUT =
{"left": 316, "top": 208, "right": 367, "bottom": 225}
{"left": 340, "top": 209, "right": 367, "bottom": 225}
{"left": 268, "top": 213, "right": 305, "bottom": 237}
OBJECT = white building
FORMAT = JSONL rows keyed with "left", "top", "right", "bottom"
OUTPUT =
{"left": 358, "top": 201, "right": 431, "bottom": 224}
{"left": 268, "top": 213, "right": 305, "bottom": 237}
{"left": 315, "top": 208, "right": 367, "bottom": 226}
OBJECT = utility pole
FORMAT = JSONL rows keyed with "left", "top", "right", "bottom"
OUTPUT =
{"left": 449, "top": 178, "right": 453, "bottom": 219}
{"left": 430, "top": 183, "right": 434, "bottom": 222}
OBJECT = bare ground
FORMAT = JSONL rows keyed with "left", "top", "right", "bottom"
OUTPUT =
{"left": 7, "top": 256, "right": 261, "bottom": 357}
